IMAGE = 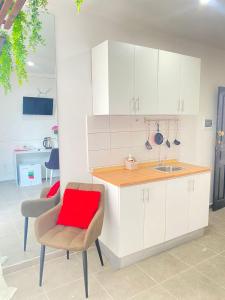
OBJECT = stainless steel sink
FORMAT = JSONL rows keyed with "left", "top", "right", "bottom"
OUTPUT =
{"left": 153, "top": 165, "right": 184, "bottom": 173}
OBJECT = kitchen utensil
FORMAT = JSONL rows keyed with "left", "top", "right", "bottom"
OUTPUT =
{"left": 145, "top": 124, "right": 152, "bottom": 150}
{"left": 43, "top": 137, "right": 52, "bottom": 149}
{"left": 154, "top": 123, "right": 164, "bottom": 145}
{"left": 173, "top": 120, "right": 181, "bottom": 146}
{"left": 165, "top": 121, "right": 171, "bottom": 148}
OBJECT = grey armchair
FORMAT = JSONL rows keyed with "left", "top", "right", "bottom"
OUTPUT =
{"left": 35, "top": 182, "right": 105, "bottom": 298}
{"left": 21, "top": 186, "right": 60, "bottom": 251}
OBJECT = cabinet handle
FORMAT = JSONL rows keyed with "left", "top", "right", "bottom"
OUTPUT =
{"left": 182, "top": 100, "right": 184, "bottom": 112}
{"left": 130, "top": 98, "right": 135, "bottom": 114}
{"left": 137, "top": 97, "right": 140, "bottom": 112}
{"left": 147, "top": 189, "right": 149, "bottom": 202}
{"left": 142, "top": 189, "right": 145, "bottom": 202}
{"left": 177, "top": 100, "right": 181, "bottom": 112}
{"left": 192, "top": 179, "right": 195, "bottom": 192}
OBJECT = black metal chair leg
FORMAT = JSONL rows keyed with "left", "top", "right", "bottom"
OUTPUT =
{"left": 95, "top": 239, "right": 104, "bottom": 266}
{"left": 67, "top": 250, "right": 70, "bottom": 260}
{"left": 39, "top": 245, "right": 46, "bottom": 287}
{"left": 82, "top": 251, "right": 88, "bottom": 298}
{"left": 24, "top": 217, "right": 29, "bottom": 252}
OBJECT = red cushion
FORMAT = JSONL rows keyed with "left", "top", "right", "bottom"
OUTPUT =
{"left": 47, "top": 181, "right": 60, "bottom": 198}
{"left": 57, "top": 189, "right": 101, "bottom": 229}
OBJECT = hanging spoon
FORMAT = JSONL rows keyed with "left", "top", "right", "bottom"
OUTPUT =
{"left": 145, "top": 123, "right": 152, "bottom": 150}
{"left": 165, "top": 120, "right": 171, "bottom": 148}
{"left": 174, "top": 120, "right": 181, "bottom": 146}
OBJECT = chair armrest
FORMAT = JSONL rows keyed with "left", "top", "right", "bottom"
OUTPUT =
{"left": 21, "top": 198, "right": 57, "bottom": 218}
{"left": 40, "top": 187, "right": 51, "bottom": 198}
{"left": 84, "top": 206, "right": 104, "bottom": 249}
{"left": 35, "top": 204, "right": 62, "bottom": 242}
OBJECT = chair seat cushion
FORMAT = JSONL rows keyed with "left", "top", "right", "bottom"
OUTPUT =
{"left": 39, "top": 225, "right": 86, "bottom": 251}
{"left": 57, "top": 189, "right": 101, "bottom": 229}
{"left": 47, "top": 181, "right": 60, "bottom": 198}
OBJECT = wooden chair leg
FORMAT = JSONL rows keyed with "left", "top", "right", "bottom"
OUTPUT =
{"left": 66, "top": 250, "right": 70, "bottom": 260}
{"left": 23, "top": 217, "right": 29, "bottom": 252}
{"left": 82, "top": 251, "right": 88, "bottom": 298}
{"left": 95, "top": 239, "right": 104, "bottom": 266}
{"left": 39, "top": 245, "right": 46, "bottom": 287}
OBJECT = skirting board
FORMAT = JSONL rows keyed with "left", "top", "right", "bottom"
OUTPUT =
{"left": 100, "top": 228, "right": 205, "bottom": 269}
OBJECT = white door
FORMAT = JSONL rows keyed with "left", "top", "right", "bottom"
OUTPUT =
{"left": 165, "top": 177, "right": 190, "bottom": 241}
{"left": 144, "top": 181, "right": 166, "bottom": 248}
{"left": 158, "top": 50, "right": 181, "bottom": 114}
{"left": 108, "top": 41, "right": 135, "bottom": 115}
{"left": 119, "top": 184, "right": 145, "bottom": 256}
{"left": 189, "top": 173, "right": 210, "bottom": 232}
{"left": 180, "top": 55, "right": 201, "bottom": 115}
{"left": 134, "top": 46, "right": 158, "bottom": 115}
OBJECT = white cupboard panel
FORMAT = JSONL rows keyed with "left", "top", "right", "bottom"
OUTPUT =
{"left": 180, "top": 55, "right": 201, "bottom": 115}
{"left": 189, "top": 173, "right": 210, "bottom": 232}
{"left": 119, "top": 185, "right": 145, "bottom": 256}
{"left": 144, "top": 181, "right": 166, "bottom": 248}
{"left": 158, "top": 50, "right": 181, "bottom": 114}
{"left": 165, "top": 177, "right": 189, "bottom": 241}
{"left": 108, "top": 41, "right": 134, "bottom": 115}
{"left": 135, "top": 46, "right": 158, "bottom": 114}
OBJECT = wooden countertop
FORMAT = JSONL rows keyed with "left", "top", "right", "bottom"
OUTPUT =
{"left": 92, "top": 160, "right": 210, "bottom": 187}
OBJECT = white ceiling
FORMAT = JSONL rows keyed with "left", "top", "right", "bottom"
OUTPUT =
{"left": 80, "top": 0, "right": 225, "bottom": 50}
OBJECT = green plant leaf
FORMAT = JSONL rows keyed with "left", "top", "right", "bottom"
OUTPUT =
{"left": 74, "top": 0, "right": 84, "bottom": 12}
{"left": 0, "top": 32, "right": 13, "bottom": 93}
{"left": 12, "top": 12, "right": 28, "bottom": 85}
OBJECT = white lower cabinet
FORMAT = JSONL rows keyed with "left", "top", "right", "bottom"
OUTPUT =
{"left": 143, "top": 181, "right": 166, "bottom": 248}
{"left": 94, "top": 172, "right": 210, "bottom": 258}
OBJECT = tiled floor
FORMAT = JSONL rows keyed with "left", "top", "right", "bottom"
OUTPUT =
{"left": 4, "top": 208, "right": 225, "bottom": 299}
{"left": 0, "top": 180, "right": 57, "bottom": 267}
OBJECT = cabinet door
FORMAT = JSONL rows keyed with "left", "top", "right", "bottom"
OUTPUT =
{"left": 180, "top": 55, "right": 201, "bottom": 115}
{"left": 108, "top": 41, "right": 135, "bottom": 115}
{"left": 165, "top": 177, "right": 190, "bottom": 241}
{"left": 158, "top": 50, "right": 181, "bottom": 114}
{"left": 144, "top": 181, "right": 166, "bottom": 248}
{"left": 119, "top": 185, "right": 145, "bottom": 256}
{"left": 135, "top": 46, "right": 158, "bottom": 115}
{"left": 189, "top": 173, "right": 210, "bottom": 232}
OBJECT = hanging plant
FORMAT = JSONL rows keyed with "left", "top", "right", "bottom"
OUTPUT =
{"left": 27, "top": 0, "right": 48, "bottom": 51}
{"left": 0, "top": 30, "right": 13, "bottom": 92}
{"left": 0, "top": 0, "right": 85, "bottom": 93}
{"left": 74, "top": 0, "right": 85, "bottom": 12}
{"left": 12, "top": 11, "right": 28, "bottom": 85}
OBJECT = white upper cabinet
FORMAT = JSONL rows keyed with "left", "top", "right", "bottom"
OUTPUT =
{"left": 158, "top": 50, "right": 181, "bottom": 115}
{"left": 134, "top": 46, "right": 158, "bottom": 114}
{"left": 180, "top": 55, "right": 201, "bottom": 115}
{"left": 92, "top": 41, "right": 201, "bottom": 115}
{"left": 108, "top": 41, "right": 134, "bottom": 115}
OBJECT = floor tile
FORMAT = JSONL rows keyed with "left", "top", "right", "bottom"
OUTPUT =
{"left": 169, "top": 240, "right": 216, "bottom": 266}
{"left": 137, "top": 252, "right": 189, "bottom": 283}
{"left": 76, "top": 247, "right": 110, "bottom": 274}
{"left": 131, "top": 285, "right": 176, "bottom": 300}
{"left": 94, "top": 264, "right": 155, "bottom": 300}
{"left": 162, "top": 268, "right": 225, "bottom": 300}
{"left": 195, "top": 231, "right": 225, "bottom": 253}
{"left": 196, "top": 254, "right": 225, "bottom": 288}
{"left": 36, "top": 255, "right": 83, "bottom": 292}
{"left": 4, "top": 265, "right": 44, "bottom": 299}
{"left": 46, "top": 276, "right": 112, "bottom": 300}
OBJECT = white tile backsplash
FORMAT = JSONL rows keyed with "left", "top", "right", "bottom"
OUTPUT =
{"left": 87, "top": 115, "right": 183, "bottom": 170}
{"left": 88, "top": 132, "right": 110, "bottom": 151}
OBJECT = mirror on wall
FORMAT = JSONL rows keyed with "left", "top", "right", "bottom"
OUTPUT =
{"left": 0, "top": 13, "right": 60, "bottom": 268}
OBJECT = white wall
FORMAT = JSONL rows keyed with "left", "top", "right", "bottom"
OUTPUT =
{"left": 50, "top": 1, "right": 225, "bottom": 201}
{"left": 0, "top": 74, "right": 57, "bottom": 181}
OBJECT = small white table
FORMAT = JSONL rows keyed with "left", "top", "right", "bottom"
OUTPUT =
{"left": 14, "top": 149, "right": 51, "bottom": 186}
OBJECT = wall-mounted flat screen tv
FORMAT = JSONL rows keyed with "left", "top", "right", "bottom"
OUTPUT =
{"left": 23, "top": 97, "right": 53, "bottom": 115}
